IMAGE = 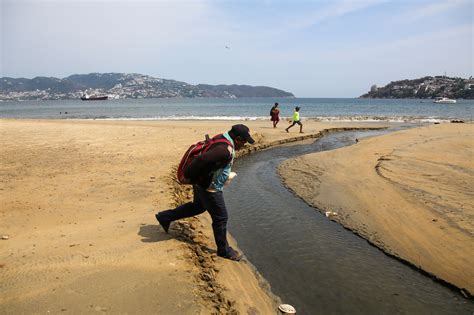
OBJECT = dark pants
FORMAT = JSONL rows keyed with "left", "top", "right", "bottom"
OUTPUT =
{"left": 288, "top": 120, "right": 302, "bottom": 127}
{"left": 157, "top": 185, "right": 230, "bottom": 256}
{"left": 286, "top": 120, "right": 303, "bottom": 132}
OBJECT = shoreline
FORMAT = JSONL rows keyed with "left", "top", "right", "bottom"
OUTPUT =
{"left": 280, "top": 178, "right": 472, "bottom": 299}
{"left": 279, "top": 123, "right": 474, "bottom": 297}
{"left": 0, "top": 116, "right": 468, "bottom": 124}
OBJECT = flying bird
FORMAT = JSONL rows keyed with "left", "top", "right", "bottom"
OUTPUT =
{"left": 225, "top": 46, "right": 230, "bottom": 49}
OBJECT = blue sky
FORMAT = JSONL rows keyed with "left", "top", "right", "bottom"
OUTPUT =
{"left": 1, "top": 0, "right": 472, "bottom": 97}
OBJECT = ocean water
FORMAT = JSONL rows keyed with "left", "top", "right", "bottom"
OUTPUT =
{"left": 0, "top": 97, "right": 473, "bottom": 122}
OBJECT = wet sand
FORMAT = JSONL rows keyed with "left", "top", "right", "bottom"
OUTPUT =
{"left": 279, "top": 123, "right": 474, "bottom": 296}
{"left": 0, "top": 119, "right": 386, "bottom": 313}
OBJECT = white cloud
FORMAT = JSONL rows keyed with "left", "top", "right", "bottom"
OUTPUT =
{"left": 1, "top": 0, "right": 227, "bottom": 77}
{"left": 395, "top": 0, "right": 471, "bottom": 23}
{"left": 318, "top": 24, "right": 471, "bottom": 59}
{"left": 287, "top": 0, "right": 385, "bottom": 30}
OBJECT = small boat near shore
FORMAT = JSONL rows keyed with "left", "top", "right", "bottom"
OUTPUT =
{"left": 81, "top": 94, "right": 108, "bottom": 101}
{"left": 433, "top": 97, "right": 456, "bottom": 104}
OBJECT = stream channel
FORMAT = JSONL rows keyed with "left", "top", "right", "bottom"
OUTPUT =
{"left": 226, "top": 128, "right": 473, "bottom": 314}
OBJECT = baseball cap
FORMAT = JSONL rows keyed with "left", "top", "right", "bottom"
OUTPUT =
{"left": 230, "top": 124, "right": 255, "bottom": 144}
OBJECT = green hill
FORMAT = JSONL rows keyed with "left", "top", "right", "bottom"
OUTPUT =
{"left": 361, "top": 76, "right": 473, "bottom": 99}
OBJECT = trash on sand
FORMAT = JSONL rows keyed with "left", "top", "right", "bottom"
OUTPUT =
{"left": 1, "top": 235, "right": 9, "bottom": 240}
{"left": 325, "top": 211, "right": 338, "bottom": 218}
{"left": 278, "top": 304, "right": 296, "bottom": 314}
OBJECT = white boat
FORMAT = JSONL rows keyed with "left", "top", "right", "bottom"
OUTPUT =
{"left": 433, "top": 97, "right": 456, "bottom": 104}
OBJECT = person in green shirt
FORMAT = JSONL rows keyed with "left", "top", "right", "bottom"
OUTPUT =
{"left": 285, "top": 106, "right": 303, "bottom": 133}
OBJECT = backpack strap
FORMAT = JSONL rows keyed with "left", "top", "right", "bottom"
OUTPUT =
{"left": 203, "top": 134, "right": 233, "bottom": 162}
{"left": 203, "top": 138, "right": 232, "bottom": 154}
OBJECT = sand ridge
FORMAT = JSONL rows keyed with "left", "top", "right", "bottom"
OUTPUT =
{"left": 279, "top": 123, "right": 474, "bottom": 296}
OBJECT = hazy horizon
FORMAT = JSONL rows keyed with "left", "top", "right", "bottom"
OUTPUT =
{"left": 2, "top": 0, "right": 472, "bottom": 97}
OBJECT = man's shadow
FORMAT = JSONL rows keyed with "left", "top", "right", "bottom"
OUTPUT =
{"left": 138, "top": 224, "right": 172, "bottom": 243}
{"left": 138, "top": 223, "right": 216, "bottom": 255}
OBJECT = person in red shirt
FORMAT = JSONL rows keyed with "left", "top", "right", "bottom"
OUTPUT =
{"left": 270, "top": 102, "right": 280, "bottom": 128}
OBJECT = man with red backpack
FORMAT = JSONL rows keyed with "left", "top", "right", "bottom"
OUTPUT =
{"left": 155, "top": 124, "right": 255, "bottom": 261}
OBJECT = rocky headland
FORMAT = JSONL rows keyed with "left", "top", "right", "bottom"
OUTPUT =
{"left": 0, "top": 73, "right": 294, "bottom": 101}
{"left": 361, "top": 76, "right": 473, "bottom": 99}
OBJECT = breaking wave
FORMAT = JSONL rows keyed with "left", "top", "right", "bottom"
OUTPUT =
{"left": 87, "top": 115, "right": 460, "bottom": 123}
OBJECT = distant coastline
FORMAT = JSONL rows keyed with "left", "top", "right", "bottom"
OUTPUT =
{"left": 360, "top": 76, "right": 474, "bottom": 100}
{"left": 0, "top": 72, "right": 294, "bottom": 101}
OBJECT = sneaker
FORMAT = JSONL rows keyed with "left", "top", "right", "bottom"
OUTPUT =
{"left": 218, "top": 247, "right": 242, "bottom": 261}
{"left": 155, "top": 213, "right": 171, "bottom": 233}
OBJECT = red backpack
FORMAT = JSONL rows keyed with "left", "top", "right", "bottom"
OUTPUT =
{"left": 177, "top": 134, "right": 232, "bottom": 184}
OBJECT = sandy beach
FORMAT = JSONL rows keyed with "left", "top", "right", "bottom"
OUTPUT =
{"left": 280, "top": 123, "right": 474, "bottom": 296}
{"left": 0, "top": 119, "right": 389, "bottom": 314}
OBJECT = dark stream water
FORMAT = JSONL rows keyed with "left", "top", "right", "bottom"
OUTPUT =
{"left": 226, "top": 129, "right": 473, "bottom": 315}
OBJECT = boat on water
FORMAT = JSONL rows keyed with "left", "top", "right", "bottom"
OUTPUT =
{"left": 81, "top": 94, "right": 108, "bottom": 101}
{"left": 433, "top": 97, "right": 456, "bottom": 104}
